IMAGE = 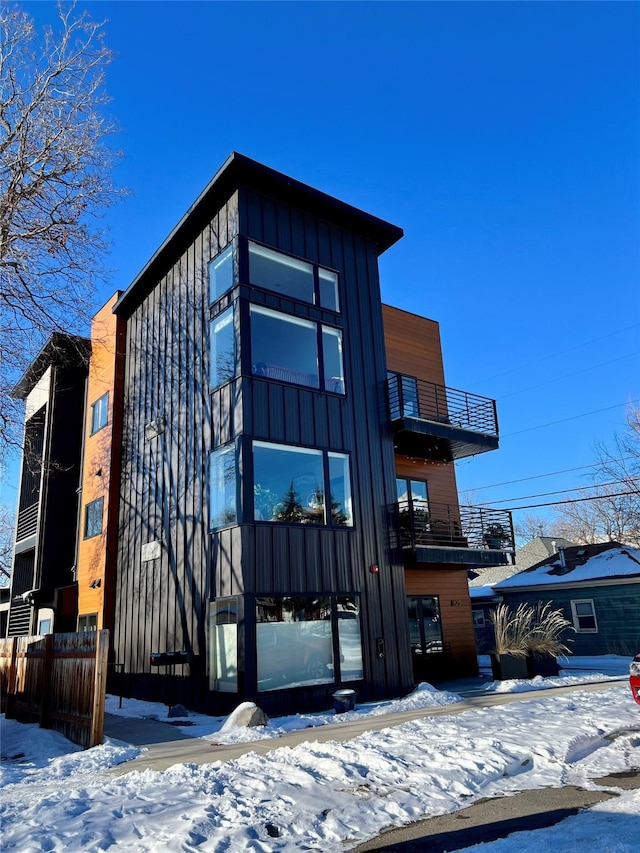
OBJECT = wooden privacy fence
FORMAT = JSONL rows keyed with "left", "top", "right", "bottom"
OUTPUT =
{"left": 0, "top": 630, "right": 109, "bottom": 749}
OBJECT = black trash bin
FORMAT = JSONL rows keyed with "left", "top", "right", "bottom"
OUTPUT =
{"left": 332, "top": 689, "right": 356, "bottom": 713}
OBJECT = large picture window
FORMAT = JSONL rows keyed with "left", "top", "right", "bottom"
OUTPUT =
{"left": 255, "top": 595, "right": 362, "bottom": 691}
{"left": 250, "top": 305, "right": 344, "bottom": 394}
{"left": 210, "top": 443, "right": 238, "bottom": 530}
{"left": 253, "top": 441, "right": 353, "bottom": 527}
{"left": 249, "top": 242, "right": 314, "bottom": 304}
{"left": 248, "top": 241, "right": 340, "bottom": 311}
{"left": 250, "top": 306, "right": 319, "bottom": 389}
{"left": 210, "top": 306, "right": 236, "bottom": 390}
{"left": 253, "top": 442, "right": 324, "bottom": 524}
{"left": 210, "top": 598, "right": 238, "bottom": 692}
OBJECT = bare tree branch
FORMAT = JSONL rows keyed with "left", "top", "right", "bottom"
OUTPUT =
{"left": 0, "top": 1, "right": 126, "bottom": 461}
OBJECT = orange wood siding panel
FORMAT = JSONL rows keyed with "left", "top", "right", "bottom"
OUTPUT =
{"left": 382, "top": 304, "right": 446, "bottom": 386}
{"left": 76, "top": 293, "right": 124, "bottom": 630}
{"left": 405, "top": 568, "right": 478, "bottom": 671}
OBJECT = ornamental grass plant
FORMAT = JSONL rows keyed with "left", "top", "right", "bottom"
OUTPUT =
{"left": 527, "top": 602, "right": 574, "bottom": 657}
{"left": 489, "top": 602, "right": 574, "bottom": 658}
{"left": 490, "top": 603, "right": 533, "bottom": 657}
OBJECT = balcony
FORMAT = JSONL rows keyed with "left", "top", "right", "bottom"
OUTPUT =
{"left": 387, "top": 374, "right": 499, "bottom": 461}
{"left": 391, "top": 501, "right": 514, "bottom": 567}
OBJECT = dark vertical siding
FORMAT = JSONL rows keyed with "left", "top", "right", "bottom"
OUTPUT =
{"left": 115, "top": 179, "right": 413, "bottom": 710}
{"left": 114, "top": 193, "right": 240, "bottom": 684}
{"left": 239, "top": 188, "right": 413, "bottom": 702}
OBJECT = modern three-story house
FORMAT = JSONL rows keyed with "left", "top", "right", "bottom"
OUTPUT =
{"left": 6, "top": 153, "right": 514, "bottom": 714}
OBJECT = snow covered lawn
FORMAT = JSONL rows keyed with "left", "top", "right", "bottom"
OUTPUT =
{"left": 1, "top": 657, "right": 638, "bottom": 851}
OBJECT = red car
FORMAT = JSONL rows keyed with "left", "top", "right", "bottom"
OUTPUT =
{"left": 630, "top": 654, "right": 640, "bottom": 706}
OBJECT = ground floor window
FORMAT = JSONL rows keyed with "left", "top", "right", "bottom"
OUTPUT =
{"left": 78, "top": 613, "right": 98, "bottom": 632}
{"left": 209, "top": 598, "right": 238, "bottom": 692}
{"left": 472, "top": 610, "right": 485, "bottom": 628}
{"left": 210, "top": 443, "right": 238, "bottom": 530}
{"left": 255, "top": 594, "right": 363, "bottom": 692}
{"left": 570, "top": 599, "right": 598, "bottom": 633}
{"left": 407, "top": 595, "right": 443, "bottom": 655}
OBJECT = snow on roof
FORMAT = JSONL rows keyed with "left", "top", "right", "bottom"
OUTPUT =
{"left": 469, "top": 585, "right": 500, "bottom": 600}
{"left": 494, "top": 545, "right": 640, "bottom": 589}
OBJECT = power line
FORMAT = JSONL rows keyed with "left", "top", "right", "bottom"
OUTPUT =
{"left": 475, "top": 479, "right": 638, "bottom": 507}
{"left": 468, "top": 322, "right": 640, "bottom": 389}
{"left": 496, "top": 351, "right": 640, "bottom": 402}
{"left": 458, "top": 457, "right": 637, "bottom": 494}
{"left": 501, "top": 400, "right": 639, "bottom": 439}
{"left": 494, "top": 490, "right": 638, "bottom": 512}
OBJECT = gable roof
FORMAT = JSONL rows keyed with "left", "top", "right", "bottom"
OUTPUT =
{"left": 494, "top": 542, "right": 640, "bottom": 590}
{"left": 514, "top": 536, "right": 575, "bottom": 570}
{"left": 12, "top": 333, "right": 91, "bottom": 399}
{"left": 468, "top": 536, "right": 575, "bottom": 592}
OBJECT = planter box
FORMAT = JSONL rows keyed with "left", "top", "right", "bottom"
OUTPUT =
{"left": 490, "top": 652, "right": 532, "bottom": 680}
{"left": 530, "top": 652, "right": 560, "bottom": 677}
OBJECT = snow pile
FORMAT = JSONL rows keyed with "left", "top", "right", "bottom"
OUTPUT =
{"left": 1, "top": 660, "right": 639, "bottom": 851}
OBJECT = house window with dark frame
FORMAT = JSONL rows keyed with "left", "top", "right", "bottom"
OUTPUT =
{"left": 210, "top": 305, "right": 236, "bottom": 390}
{"left": 407, "top": 595, "right": 444, "bottom": 655}
{"left": 472, "top": 610, "right": 485, "bottom": 628}
{"left": 84, "top": 497, "right": 104, "bottom": 539}
{"left": 396, "top": 477, "right": 429, "bottom": 546}
{"left": 209, "top": 597, "right": 238, "bottom": 692}
{"left": 248, "top": 241, "right": 340, "bottom": 312}
{"left": 209, "top": 443, "right": 238, "bottom": 530}
{"left": 208, "top": 242, "right": 235, "bottom": 304}
{"left": 255, "top": 594, "right": 362, "bottom": 692}
{"left": 78, "top": 613, "right": 98, "bottom": 632}
{"left": 570, "top": 599, "right": 598, "bottom": 633}
{"left": 90, "top": 393, "right": 109, "bottom": 435}
{"left": 253, "top": 441, "right": 353, "bottom": 527}
{"left": 249, "top": 305, "right": 345, "bottom": 394}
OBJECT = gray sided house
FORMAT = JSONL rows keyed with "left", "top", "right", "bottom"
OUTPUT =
{"left": 489, "top": 542, "right": 640, "bottom": 657}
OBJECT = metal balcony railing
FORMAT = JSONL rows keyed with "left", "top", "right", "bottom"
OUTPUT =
{"left": 387, "top": 374, "right": 498, "bottom": 439}
{"left": 393, "top": 500, "right": 514, "bottom": 552}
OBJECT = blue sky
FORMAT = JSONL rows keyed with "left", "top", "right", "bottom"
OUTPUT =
{"left": 5, "top": 1, "right": 639, "bottom": 531}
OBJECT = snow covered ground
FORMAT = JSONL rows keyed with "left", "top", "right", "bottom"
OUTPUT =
{"left": 1, "top": 656, "right": 638, "bottom": 852}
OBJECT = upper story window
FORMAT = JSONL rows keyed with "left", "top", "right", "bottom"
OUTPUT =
{"left": 253, "top": 441, "right": 353, "bottom": 527}
{"left": 210, "top": 442, "right": 238, "bottom": 530}
{"left": 209, "top": 243, "right": 235, "bottom": 304}
{"left": 90, "top": 393, "right": 109, "bottom": 435}
{"left": 84, "top": 497, "right": 104, "bottom": 539}
{"left": 250, "top": 305, "right": 344, "bottom": 394}
{"left": 210, "top": 305, "right": 236, "bottom": 390}
{"left": 248, "top": 241, "right": 340, "bottom": 312}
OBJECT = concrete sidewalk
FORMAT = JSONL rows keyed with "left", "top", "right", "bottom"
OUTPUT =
{"left": 103, "top": 677, "right": 627, "bottom": 776}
